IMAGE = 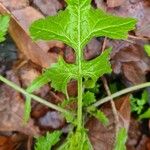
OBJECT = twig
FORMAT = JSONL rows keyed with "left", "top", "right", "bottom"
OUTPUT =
{"left": 0, "top": 75, "right": 72, "bottom": 115}
{"left": 102, "top": 77, "right": 120, "bottom": 134}
{"left": 128, "top": 35, "right": 149, "bottom": 41}
{"left": 27, "top": 136, "right": 33, "bottom": 150}
{"left": 93, "top": 82, "right": 150, "bottom": 107}
{"left": 101, "top": 38, "right": 120, "bottom": 134}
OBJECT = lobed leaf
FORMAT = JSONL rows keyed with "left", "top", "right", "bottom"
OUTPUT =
{"left": 35, "top": 131, "right": 62, "bottom": 150}
{"left": 39, "top": 49, "right": 111, "bottom": 93}
{"left": 83, "top": 91, "right": 96, "bottom": 106}
{"left": 87, "top": 106, "right": 109, "bottom": 125}
{"left": 30, "top": 0, "right": 136, "bottom": 50}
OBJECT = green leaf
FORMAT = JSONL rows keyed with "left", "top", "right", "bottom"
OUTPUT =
{"left": 24, "top": 71, "right": 51, "bottom": 122}
{"left": 139, "top": 108, "right": 150, "bottom": 120}
{"left": 144, "top": 45, "right": 150, "bottom": 57}
{"left": 114, "top": 128, "right": 128, "bottom": 150}
{"left": 30, "top": 0, "right": 136, "bottom": 50}
{"left": 58, "top": 129, "right": 93, "bottom": 150}
{"left": 83, "top": 91, "right": 96, "bottom": 106}
{"left": 87, "top": 106, "right": 109, "bottom": 125}
{"left": 35, "top": 131, "right": 62, "bottom": 150}
{"left": 82, "top": 48, "right": 112, "bottom": 83}
{"left": 130, "top": 90, "right": 148, "bottom": 115}
{"left": 0, "top": 15, "right": 10, "bottom": 42}
{"left": 41, "top": 49, "right": 111, "bottom": 93}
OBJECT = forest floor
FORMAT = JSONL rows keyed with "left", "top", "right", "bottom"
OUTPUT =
{"left": 0, "top": 0, "right": 150, "bottom": 150}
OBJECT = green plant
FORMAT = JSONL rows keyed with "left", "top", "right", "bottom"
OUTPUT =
{"left": 144, "top": 45, "right": 150, "bottom": 56}
{"left": 35, "top": 131, "right": 62, "bottom": 150}
{"left": 114, "top": 128, "right": 127, "bottom": 150}
{"left": 27, "top": 0, "right": 136, "bottom": 149}
{"left": 2, "top": 1, "right": 150, "bottom": 149}
{"left": 131, "top": 90, "right": 148, "bottom": 115}
{"left": 131, "top": 90, "right": 150, "bottom": 120}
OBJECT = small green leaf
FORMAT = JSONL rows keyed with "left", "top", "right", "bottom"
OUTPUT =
{"left": 83, "top": 91, "right": 96, "bottom": 106}
{"left": 130, "top": 90, "right": 148, "bottom": 115}
{"left": 35, "top": 131, "right": 62, "bottom": 150}
{"left": 87, "top": 106, "right": 109, "bottom": 125}
{"left": 0, "top": 15, "right": 10, "bottom": 42}
{"left": 114, "top": 128, "right": 128, "bottom": 150}
{"left": 42, "top": 49, "right": 111, "bottom": 93}
{"left": 82, "top": 48, "right": 112, "bottom": 84}
{"left": 24, "top": 72, "right": 51, "bottom": 122}
{"left": 139, "top": 108, "right": 150, "bottom": 120}
{"left": 58, "top": 129, "right": 93, "bottom": 150}
{"left": 144, "top": 45, "right": 150, "bottom": 57}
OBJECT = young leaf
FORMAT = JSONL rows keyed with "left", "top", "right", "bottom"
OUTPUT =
{"left": 83, "top": 91, "right": 96, "bottom": 106}
{"left": 87, "top": 106, "right": 109, "bottom": 125}
{"left": 144, "top": 45, "right": 150, "bottom": 57}
{"left": 114, "top": 128, "right": 128, "bottom": 150}
{"left": 24, "top": 71, "right": 51, "bottom": 122}
{"left": 30, "top": 0, "right": 136, "bottom": 50}
{"left": 0, "top": 15, "right": 10, "bottom": 42}
{"left": 35, "top": 131, "right": 62, "bottom": 150}
{"left": 139, "top": 108, "right": 150, "bottom": 120}
{"left": 58, "top": 129, "right": 93, "bottom": 150}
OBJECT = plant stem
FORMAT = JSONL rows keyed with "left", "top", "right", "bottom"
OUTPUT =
{"left": 77, "top": 4, "right": 83, "bottom": 131}
{"left": 0, "top": 75, "right": 70, "bottom": 115}
{"left": 77, "top": 76, "right": 83, "bottom": 130}
{"left": 93, "top": 82, "right": 150, "bottom": 107}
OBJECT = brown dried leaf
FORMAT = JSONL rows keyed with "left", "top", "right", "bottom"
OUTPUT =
{"left": 0, "top": 133, "right": 28, "bottom": 150}
{"left": 87, "top": 95, "right": 131, "bottom": 150}
{"left": 0, "top": 0, "right": 29, "bottom": 11}
{"left": 0, "top": 71, "right": 39, "bottom": 136}
{"left": 32, "top": 0, "right": 62, "bottom": 16}
{"left": 107, "top": 0, "right": 125, "bottom": 8}
{"left": 110, "top": 42, "right": 150, "bottom": 85}
{"left": 0, "top": 2, "right": 64, "bottom": 68}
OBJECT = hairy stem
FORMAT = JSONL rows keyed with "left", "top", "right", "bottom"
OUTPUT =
{"left": 77, "top": 76, "right": 83, "bottom": 130}
{"left": 77, "top": 3, "right": 83, "bottom": 131}
{"left": 93, "top": 82, "right": 150, "bottom": 107}
{"left": 0, "top": 75, "right": 71, "bottom": 115}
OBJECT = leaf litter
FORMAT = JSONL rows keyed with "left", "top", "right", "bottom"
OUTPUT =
{"left": 0, "top": 0, "right": 149, "bottom": 149}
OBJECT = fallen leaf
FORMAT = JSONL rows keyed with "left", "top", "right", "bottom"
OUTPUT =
{"left": 0, "top": 0, "right": 29, "bottom": 11}
{"left": 107, "top": 0, "right": 125, "bottom": 8}
{"left": 0, "top": 133, "right": 28, "bottom": 150}
{"left": 110, "top": 42, "right": 150, "bottom": 85}
{"left": 0, "top": 70, "right": 40, "bottom": 136}
{"left": 87, "top": 95, "right": 131, "bottom": 150}
{"left": 32, "top": 0, "right": 62, "bottom": 16}
{"left": 84, "top": 38, "right": 102, "bottom": 60}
